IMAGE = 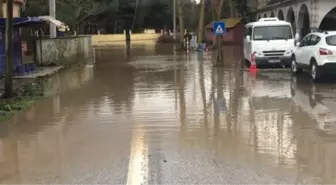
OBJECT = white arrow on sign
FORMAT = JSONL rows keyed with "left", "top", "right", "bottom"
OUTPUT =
{"left": 215, "top": 25, "right": 224, "bottom": 34}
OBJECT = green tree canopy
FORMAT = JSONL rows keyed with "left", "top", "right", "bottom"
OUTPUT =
{"left": 21, "top": 0, "right": 225, "bottom": 34}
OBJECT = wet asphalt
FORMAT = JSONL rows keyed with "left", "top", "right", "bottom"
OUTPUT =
{"left": 0, "top": 43, "right": 336, "bottom": 184}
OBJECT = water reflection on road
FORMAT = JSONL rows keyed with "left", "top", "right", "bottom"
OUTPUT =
{"left": 0, "top": 43, "right": 336, "bottom": 183}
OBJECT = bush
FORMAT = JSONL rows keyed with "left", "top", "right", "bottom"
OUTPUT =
{"left": 0, "top": 80, "right": 44, "bottom": 121}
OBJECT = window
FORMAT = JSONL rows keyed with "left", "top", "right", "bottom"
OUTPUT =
{"left": 308, "top": 35, "right": 321, "bottom": 46}
{"left": 326, "top": 35, "right": 336, "bottom": 46}
{"left": 253, "top": 25, "right": 293, "bottom": 40}
{"left": 299, "top": 35, "right": 311, "bottom": 47}
{"left": 245, "top": 27, "right": 252, "bottom": 36}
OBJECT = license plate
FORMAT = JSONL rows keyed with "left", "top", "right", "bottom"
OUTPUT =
{"left": 269, "top": 59, "right": 280, "bottom": 63}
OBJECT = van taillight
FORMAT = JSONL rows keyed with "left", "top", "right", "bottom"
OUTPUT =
{"left": 319, "top": 48, "right": 333, "bottom": 55}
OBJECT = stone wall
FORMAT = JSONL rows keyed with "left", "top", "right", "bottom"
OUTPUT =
{"left": 92, "top": 33, "right": 161, "bottom": 46}
{"left": 35, "top": 36, "right": 93, "bottom": 66}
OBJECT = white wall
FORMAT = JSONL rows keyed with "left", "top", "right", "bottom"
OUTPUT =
{"left": 316, "top": 0, "right": 336, "bottom": 28}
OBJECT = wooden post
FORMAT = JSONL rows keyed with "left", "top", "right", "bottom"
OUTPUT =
{"left": 216, "top": 35, "right": 223, "bottom": 65}
{"left": 5, "top": 0, "right": 13, "bottom": 98}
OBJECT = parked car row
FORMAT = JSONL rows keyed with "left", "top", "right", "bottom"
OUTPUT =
{"left": 244, "top": 17, "right": 336, "bottom": 83}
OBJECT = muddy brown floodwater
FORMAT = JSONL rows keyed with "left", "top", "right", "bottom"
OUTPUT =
{"left": 0, "top": 42, "right": 336, "bottom": 184}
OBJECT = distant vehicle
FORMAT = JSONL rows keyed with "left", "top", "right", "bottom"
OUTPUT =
{"left": 244, "top": 18, "right": 295, "bottom": 68}
{"left": 291, "top": 31, "right": 336, "bottom": 82}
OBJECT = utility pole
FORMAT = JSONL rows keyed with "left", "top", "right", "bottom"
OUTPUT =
{"left": 173, "top": 0, "right": 176, "bottom": 40}
{"left": 49, "top": 0, "right": 56, "bottom": 38}
{"left": 5, "top": 0, "right": 13, "bottom": 98}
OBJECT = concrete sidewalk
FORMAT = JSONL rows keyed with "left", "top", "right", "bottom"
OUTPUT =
{"left": 0, "top": 66, "right": 64, "bottom": 94}
{"left": 13, "top": 66, "right": 64, "bottom": 79}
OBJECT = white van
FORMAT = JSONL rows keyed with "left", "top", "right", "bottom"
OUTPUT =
{"left": 244, "top": 17, "right": 295, "bottom": 68}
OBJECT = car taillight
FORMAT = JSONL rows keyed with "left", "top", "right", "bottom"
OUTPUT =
{"left": 319, "top": 48, "right": 333, "bottom": 55}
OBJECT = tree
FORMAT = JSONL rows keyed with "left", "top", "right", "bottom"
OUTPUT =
{"left": 211, "top": 0, "right": 224, "bottom": 47}
{"left": 177, "top": 0, "right": 184, "bottom": 46}
{"left": 22, "top": 0, "right": 199, "bottom": 34}
{"left": 235, "top": 0, "right": 249, "bottom": 21}
{"left": 214, "top": 0, "right": 225, "bottom": 19}
{"left": 91, "top": 0, "right": 119, "bottom": 33}
{"left": 5, "top": 0, "right": 14, "bottom": 98}
{"left": 197, "top": 0, "right": 205, "bottom": 45}
{"left": 141, "top": 0, "right": 172, "bottom": 30}
{"left": 22, "top": 0, "right": 115, "bottom": 33}
{"left": 0, "top": 0, "right": 3, "bottom": 17}
{"left": 56, "top": 0, "right": 109, "bottom": 33}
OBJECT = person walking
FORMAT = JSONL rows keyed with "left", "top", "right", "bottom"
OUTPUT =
{"left": 184, "top": 30, "right": 192, "bottom": 49}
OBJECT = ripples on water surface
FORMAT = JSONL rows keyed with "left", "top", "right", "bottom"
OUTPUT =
{"left": 0, "top": 43, "right": 335, "bottom": 184}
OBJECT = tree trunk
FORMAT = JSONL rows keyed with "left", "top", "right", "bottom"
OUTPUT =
{"left": 197, "top": 0, "right": 205, "bottom": 46}
{"left": 177, "top": 0, "right": 184, "bottom": 47}
{"left": 0, "top": 0, "right": 3, "bottom": 17}
{"left": 5, "top": 0, "right": 13, "bottom": 98}
{"left": 212, "top": 0, "right": 225, "bottom": 47}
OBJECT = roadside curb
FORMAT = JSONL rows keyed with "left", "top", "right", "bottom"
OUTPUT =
{"left": 13, "top": 66, "right": 64, "bottom": 79}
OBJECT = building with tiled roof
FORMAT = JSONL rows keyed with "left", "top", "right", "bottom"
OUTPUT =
{"left": 254, "top": 0, "right": 336, "bottom": 39}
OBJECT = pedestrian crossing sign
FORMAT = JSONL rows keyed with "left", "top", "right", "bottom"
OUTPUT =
{"left": 213, "top": 21, "right": 226, "bottom": 35}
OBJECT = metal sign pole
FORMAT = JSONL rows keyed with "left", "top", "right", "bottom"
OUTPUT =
{"left": 216, "top": 35, "right": 222, "bottom": 65}
{"left": 213, "top": 21, "right": 226, "bottom": 66}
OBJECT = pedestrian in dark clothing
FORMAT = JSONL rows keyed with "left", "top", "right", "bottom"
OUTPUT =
{"left": 184, "top": 31, "right": 192, "bottom": 48}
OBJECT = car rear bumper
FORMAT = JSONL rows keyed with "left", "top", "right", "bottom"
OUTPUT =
{"left": 255, "top": 56, "right": 292, "bottom": 66}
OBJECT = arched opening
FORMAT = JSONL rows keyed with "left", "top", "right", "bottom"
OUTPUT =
{"left": 320, "top": 7, "right": 336, "bottom": 30}
{"left": 263, "top": 13, "right": 267, "bottom": 18}
{"left": 278, "top": 10, "right": 284, "bottom": 20}
{"left": 298, "top": 4, "right": 311, "bottom": 38}
{"left": 270, "top": 12, "right": 275, "bottom": 17}
{"left": 286, "top": 7, "right": 296, "bottom": 35}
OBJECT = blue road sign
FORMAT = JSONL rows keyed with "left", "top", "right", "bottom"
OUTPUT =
{"left": 213, "top": 21, "right": 226, "bottom": 35}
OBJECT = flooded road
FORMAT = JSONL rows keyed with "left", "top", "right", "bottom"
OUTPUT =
{"left": 1, "top": 43, "right": 336, "bottom": 184}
